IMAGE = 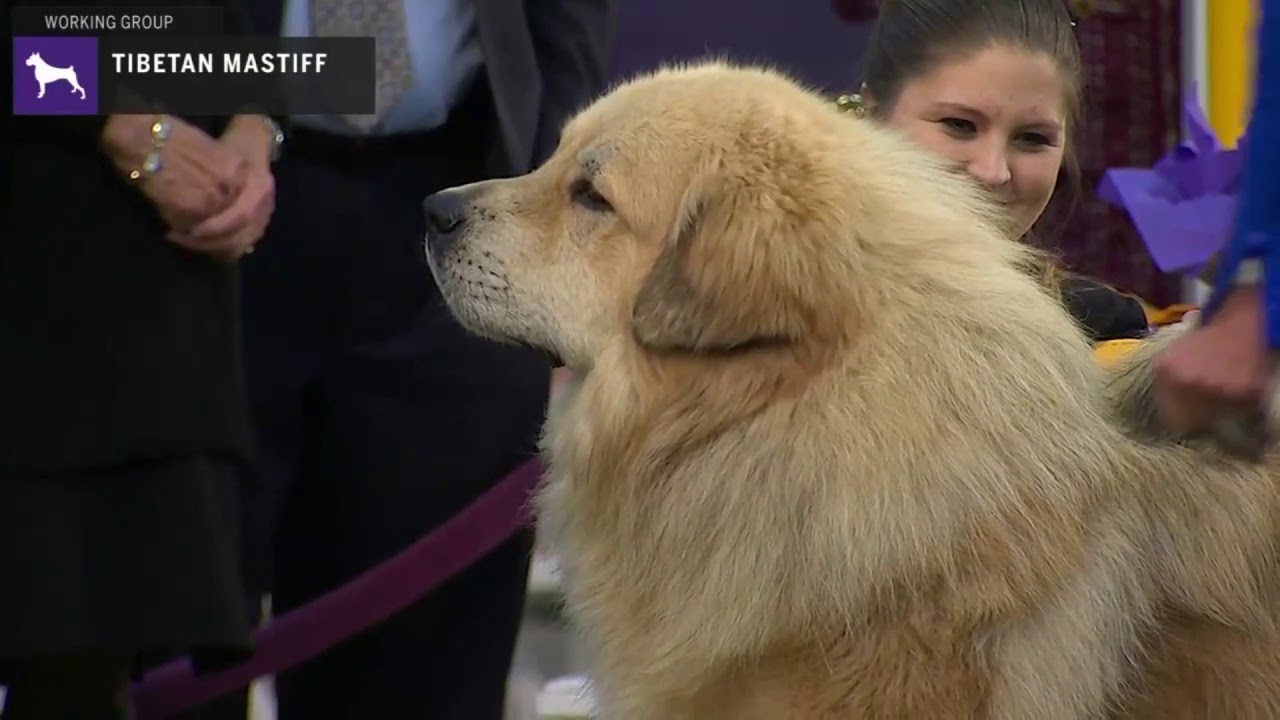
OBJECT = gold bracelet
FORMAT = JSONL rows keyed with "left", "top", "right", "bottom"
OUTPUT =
{"left": 128, "top": 115, "right": 172, "bottom": 182}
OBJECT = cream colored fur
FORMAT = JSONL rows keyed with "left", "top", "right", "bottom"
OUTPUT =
{"left": 423, "top": 61, "right": 1280, "bottom": 718}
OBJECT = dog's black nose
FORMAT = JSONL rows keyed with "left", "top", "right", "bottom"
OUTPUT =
{"left": 424, "top": 190, "right": 469, "bottom": 239}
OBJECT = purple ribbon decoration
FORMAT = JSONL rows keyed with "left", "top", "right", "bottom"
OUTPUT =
{"left": 1096, "top": 85, "right": 1246, "bottom": 277}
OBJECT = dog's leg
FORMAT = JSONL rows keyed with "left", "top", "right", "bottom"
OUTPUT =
{"left": 984, "top": 530, "right": 1153, "bottom": 719}
{"left": 36, "top": 81, "right": 45, "bottom": 98}
{"left": 66, "top": 72, "right": 85, "bottom": 99}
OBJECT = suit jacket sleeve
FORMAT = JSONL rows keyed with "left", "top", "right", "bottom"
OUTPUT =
{"left": 1204, "top": 0, "right": 1280, "bottom": 345}
{"left": 525, "top": 0, "right": 618, "bottom": 166}
{"left": 1234, "top": 0, "right": 1280, "bottom": 247}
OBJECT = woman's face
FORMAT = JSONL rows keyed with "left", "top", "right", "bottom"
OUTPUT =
{"left": 877, "top": 44, "right": 1068, "bottom": 238}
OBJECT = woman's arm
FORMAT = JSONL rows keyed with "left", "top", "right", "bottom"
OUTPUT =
{"left": 1060, "top": 275, "right": 1154, "bottom": 369}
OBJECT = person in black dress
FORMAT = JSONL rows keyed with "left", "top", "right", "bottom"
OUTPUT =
{"left": 0, "top": 2, "right": 282, "bottom": 716}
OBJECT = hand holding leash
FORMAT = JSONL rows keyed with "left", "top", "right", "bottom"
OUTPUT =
{"left": 100, "top": 113, "right": 248, "bottom": 242}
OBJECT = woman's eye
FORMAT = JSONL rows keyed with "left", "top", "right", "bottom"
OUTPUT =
{"left": 570, "top": 178, "right": 613, "bottom": 213}
{"left": 940, "top": 118, "right": 977, "bottom": 136}
{"left": 1016, "top": 132, "right": 1054, "bottom": 149}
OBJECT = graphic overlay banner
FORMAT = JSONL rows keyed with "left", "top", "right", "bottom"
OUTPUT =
{"left": 12, "top": 5, "right": 223, "bottom": 35}
{"left": 11, "top": 6, "right": 375, "bottom": 116}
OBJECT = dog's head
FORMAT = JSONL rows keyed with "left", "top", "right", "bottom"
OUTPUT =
{"left": 424, "top": 62, "right": 1017, "bottom": 373}
{"left": 25, "top": 52, "right": 40, "bottom": 66}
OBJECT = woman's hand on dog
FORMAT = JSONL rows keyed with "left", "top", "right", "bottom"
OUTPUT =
{"left": 101, "top": 114, "right": 248, "bottom": 243}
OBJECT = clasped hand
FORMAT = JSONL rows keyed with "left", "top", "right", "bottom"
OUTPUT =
{"left": 101, "top": 114, "right": 276, "bottom": 263}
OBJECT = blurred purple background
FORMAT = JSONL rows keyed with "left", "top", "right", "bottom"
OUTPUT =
{"left": 608, "top": 1, "right": 873, "bottom": 93}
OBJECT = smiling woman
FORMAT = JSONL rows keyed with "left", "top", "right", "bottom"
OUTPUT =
{"left": 872, "top": 47, "right": 1066, "bottom": 241}
{"left": 846, "top": 0, "right": 1154, "bottom": 345}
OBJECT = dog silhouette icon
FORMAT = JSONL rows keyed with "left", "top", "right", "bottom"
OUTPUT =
{"left": 25, "top": 51, "right": 87, "bottom": 100}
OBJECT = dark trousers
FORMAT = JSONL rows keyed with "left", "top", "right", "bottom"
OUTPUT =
{"left": 234, "top": 88, "right": 550, "bottom": 719}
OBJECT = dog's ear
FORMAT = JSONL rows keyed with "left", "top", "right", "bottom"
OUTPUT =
{"left": 630, "top": 177, "right": 814, "bottom": 354}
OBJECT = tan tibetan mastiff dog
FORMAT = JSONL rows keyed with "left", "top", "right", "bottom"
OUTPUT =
{"left": 423, "top": 62, "right": 1280, "bottom": 718}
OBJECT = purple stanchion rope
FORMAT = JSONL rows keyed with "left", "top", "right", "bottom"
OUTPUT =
{"left": 130, "top": 459, "right": 544, "bottom": 719}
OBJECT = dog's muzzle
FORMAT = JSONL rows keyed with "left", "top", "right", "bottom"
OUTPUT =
{"left": 423, "top": 189, "right": 471, "bottom": 260}
{"left": 421, "top": 188, "right": 564, "bottom": 370}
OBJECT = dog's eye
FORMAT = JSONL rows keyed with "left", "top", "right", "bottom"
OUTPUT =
{"left": 570, "top": 178, "right": 613, "bottom": 213}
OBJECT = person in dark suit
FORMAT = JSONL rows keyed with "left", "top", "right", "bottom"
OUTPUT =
{"left": 235, "top": 1, "right": 616, "bottom": 717}
{"left": 0, "top": 1, "right": 281, "bottom": 717}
